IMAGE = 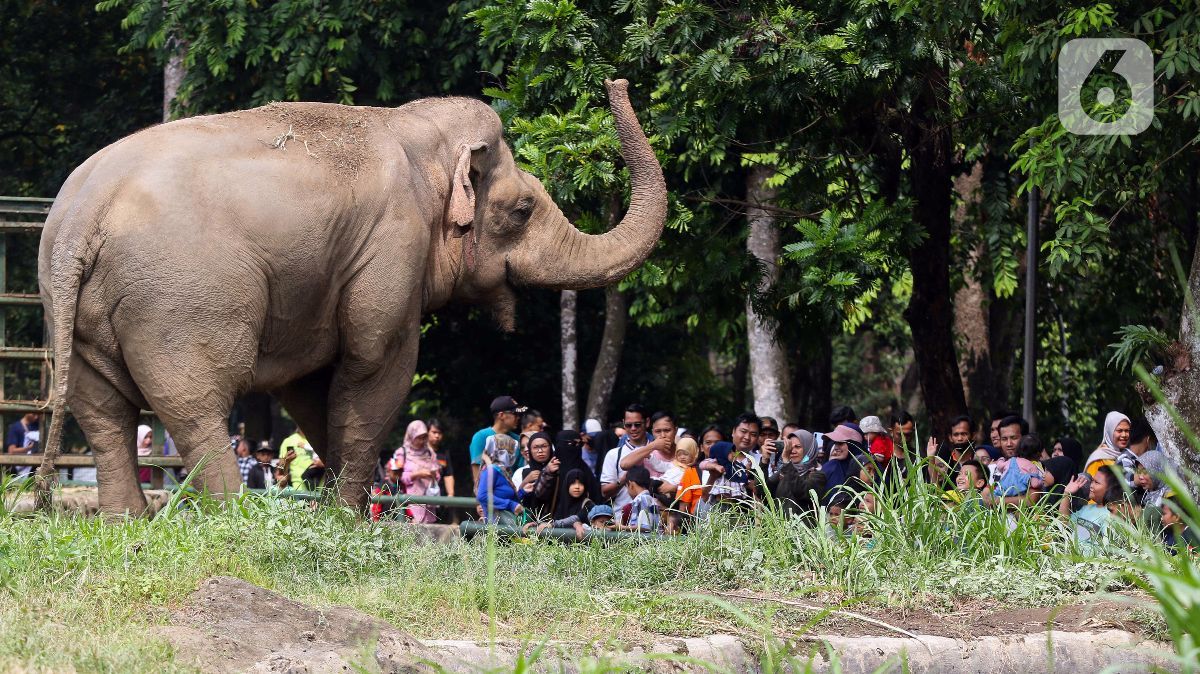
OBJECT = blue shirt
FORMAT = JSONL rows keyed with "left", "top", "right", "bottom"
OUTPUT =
{"left": 6, "top": 419, "right": 36, "bottom": 452}
{"left": 468, "top": 427, "right": 521, "bottom": 466}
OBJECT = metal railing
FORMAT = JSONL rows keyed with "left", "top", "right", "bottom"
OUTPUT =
{"left": 0, "top": 197, "right": 173, "bottom": 484}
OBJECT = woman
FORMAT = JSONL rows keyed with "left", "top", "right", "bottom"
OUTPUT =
{"left": 136, "top": 424, "right": 153, "bottom": 484}
{"left": 821, "top": 426, "right": 864, "bottom": 506}
{"left": 520, "top": 431, "right": 560, "bottom": 518}
{"left": 394, "top": 420, "right": 441, "bottom": 523}
{"left": 1060, "top": 465, "right": 1127, "bottom": 553}
{"left": 1053, "top": 436, "right": 1086, "bottom": 472}
{"left": 698, "top": 425, "right": 725, "bottom": 460}
{"left": 767, "top": 429, "right": 826, "bottom": 518}
{"left": 1085, "top": 411, "right": 1131, "bottom": 476}
{"left": 551, "top": 430, "right": 603, "bottom": 522}
{"left": 427, "top": 419, "right": 455, "bottom": 500}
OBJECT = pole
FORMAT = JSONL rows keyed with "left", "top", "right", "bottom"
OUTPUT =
{"left": 1022, "top": 149, "right": 1039, "bottom": 432}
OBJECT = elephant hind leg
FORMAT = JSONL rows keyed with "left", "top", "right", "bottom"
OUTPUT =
{"left": 69, "top": 357, "right": 146, "bottom": 516}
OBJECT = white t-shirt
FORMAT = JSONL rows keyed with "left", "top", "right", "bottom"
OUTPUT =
{"left": 600, "top": 437, "right": 649, "bottom": 512}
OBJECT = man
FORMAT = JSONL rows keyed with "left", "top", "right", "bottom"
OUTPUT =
{"left": 618, "top": 410, "right": 678, "bottom": 495}
{"left": 601, "top": 403, "right": 651, "bottom": 515}
{"left": 521, "top": 409, "right": 546, "bottom": 435}
{"left": 246, "top": 442, "right": 277, "bottom": 490}
{"left": 757, "top": 416, "right": 781, "bottom": 474}
{"left": 469, "top": 395, "right": 526, "bottom": 490}
{"left": 994, "top": 415, "right": 1036, "bottom": 508}
{"left": 701, "top": 412, "right": 762, "bottom": 502}
{"left": 5, "top": 411, "right": 40, "bottom": 477}
{"left": 278, "top": 427, "right": 324, "bottom": 491}
{"left": 990, "top": 409, "right": 1018, "bottom": 448}
{"left": 997, "top": 415, "right": 1027, "bottom": 459}
{"left": 233, "top": 435, "right": 255, "bottom": 484}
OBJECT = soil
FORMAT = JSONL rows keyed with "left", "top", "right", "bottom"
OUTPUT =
{"left": 161, "top": 578, "right": 1165, "bottom": 674}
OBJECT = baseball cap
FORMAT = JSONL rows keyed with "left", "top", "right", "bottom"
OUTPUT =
{"left": 759, "top": 416, "right": 779, "bottom": 435}
{"left": 859, "top": 416, "right": 887, "bottom": 435}
{"left": 490, "top": 395, "right": 528, "bottom": 415}
{"left": 825, "top": 424, "right": 863, "bottom": 445}
{"left": 588, "top": 504, "right": 614, "bottom": 521}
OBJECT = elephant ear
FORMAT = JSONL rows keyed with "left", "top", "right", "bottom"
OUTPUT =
{"left": 447, "top": 142, "right": 488, "bottom": 237}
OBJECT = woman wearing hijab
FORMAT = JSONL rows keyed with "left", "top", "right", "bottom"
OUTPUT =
{"left": 551, "top": 430, "right": 602, "bottom": 521}
{"left": 520, "top": 431, "right": 560, "bottom": 518}
{"left": 1053, "top": 437, "right": 1086, "bottom": 472}
{"left": 767, "top": 429, "right": 826, "bottom": 518}
{"left": 394, "top": 420, "right": 441, "bottom": 523}
{"left": 136, "top": 424, "right": 153, "bottom": 484}
{"left": 1085, "top": 411, "right": 1131, "bottom": 477}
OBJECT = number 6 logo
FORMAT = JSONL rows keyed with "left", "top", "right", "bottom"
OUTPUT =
{"left": 1058, "top": 38, "right": 1154, "bottom": 136}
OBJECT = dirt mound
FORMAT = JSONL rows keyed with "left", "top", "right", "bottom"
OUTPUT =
{"left": 157, "top": 576, "right": 436, "bottom": 673}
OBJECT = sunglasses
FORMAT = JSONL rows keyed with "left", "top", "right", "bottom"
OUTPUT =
{"left": 623, "top": 422, "right": 644, "bottom": 429}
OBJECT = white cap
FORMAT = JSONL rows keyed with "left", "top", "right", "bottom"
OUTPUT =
{"left": 583, "top": 418, "right": 603, "bottom": 434}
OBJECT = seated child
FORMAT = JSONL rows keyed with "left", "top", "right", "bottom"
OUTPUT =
{"left": 531, "top": 469, "right": 594, "bottom": 540}
{"left": 991, "top": 435, "right": 1046, "bottom": 504}
{"left": 588, "top": 504, "right": 615, "bottom": 531}
{"left": 624, "top": 466, "right": 661, "bottom": 533}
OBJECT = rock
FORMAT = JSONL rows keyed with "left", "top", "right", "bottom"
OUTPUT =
{"left": 801, "top": 630, "right": 1178, "bottom": 673}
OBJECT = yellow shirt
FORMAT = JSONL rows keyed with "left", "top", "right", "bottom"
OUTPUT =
{"left": 279, "top": 432, "right": 315, "bottom": 490}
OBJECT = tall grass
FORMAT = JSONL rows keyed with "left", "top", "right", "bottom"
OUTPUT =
{"left": 0, "top": 456, "right": 1163, "bottom": 671}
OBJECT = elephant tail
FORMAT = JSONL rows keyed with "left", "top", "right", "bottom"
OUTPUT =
{"left": 35, "top": 203, "right": 101, "bottom": 502}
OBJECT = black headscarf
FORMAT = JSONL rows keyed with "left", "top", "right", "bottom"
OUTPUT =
{"left": 521, "top": 432, "right": 559, "bottom": 516}
{"left": 1056, "top": 436, "right": 1085, "bottom": 472}
{"left": 526, "top": 432, "right": 556, "bottom": 471}
{"left": 552, "top": 430, "right": 602, "bottom": 520}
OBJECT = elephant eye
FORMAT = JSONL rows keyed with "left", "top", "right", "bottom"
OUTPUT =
{"left": 513, "top": 197, "right": 534, "bottom": 221}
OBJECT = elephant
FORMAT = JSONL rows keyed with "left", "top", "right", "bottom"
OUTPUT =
{"left": 37, "top": 79, "right": 666, "bottom": 516}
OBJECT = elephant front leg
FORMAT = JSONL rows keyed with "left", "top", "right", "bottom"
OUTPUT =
{"left": 326, "top": 330, "right": 419, "bottom": 511}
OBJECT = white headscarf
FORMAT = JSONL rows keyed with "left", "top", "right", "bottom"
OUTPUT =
{"left": 136, "top": 425, "right": 153, "bottom": 457}
{"left": 1084, "top": 411, "right": 1130, "bottom": 468}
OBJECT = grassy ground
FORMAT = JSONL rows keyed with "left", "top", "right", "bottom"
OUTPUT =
{"left": 0, "top": 475, "right": 1150, "bottom": 674}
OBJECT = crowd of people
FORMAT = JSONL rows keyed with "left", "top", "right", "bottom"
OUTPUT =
{"left": 5, "top": 392, "right": 1194, "bottom": 554}
{"left": 430, "top": 395, "right": 1195, "bottom": 553}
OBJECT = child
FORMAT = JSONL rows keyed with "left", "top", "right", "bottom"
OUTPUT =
{"left": 991, "top": 435, "right": 1046, "bottom": 505}
{"left": 943, "top": 459, "right": 988, "bottom": 508}
{"left": 588, "top": 504, "right": 616, "bottom": 531}
{"left": 476, "top": 435, "right": 524, "bottom": 524}
{"left": 370, "top": 458, "right": 404, "bottom": 521}
{"left": 663, "top": 438, "right": 703, "bottom": 533}
{"left": 1160, "top": 491, "right": 1198, "bottom": 553}
{"left": 534, "top": 469, "right": 594, "bottom": 540}
{"left": 624, "top": 466, "right": 660, "bottom": 533}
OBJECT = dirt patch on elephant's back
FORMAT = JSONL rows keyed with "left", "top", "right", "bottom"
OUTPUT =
{"left": 251, "top": 102, "right": 384, "bottom": 183}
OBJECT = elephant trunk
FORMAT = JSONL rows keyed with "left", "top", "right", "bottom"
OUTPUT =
{"left": 512, "top": 79, "right": 667, "bottom": 290}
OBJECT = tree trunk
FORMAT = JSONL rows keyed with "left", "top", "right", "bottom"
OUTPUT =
{"left": 560, "top": 290, "right": 579, "bottom": 430}
{"left": 744, "top": 165, "right": 794, "bottom": 424}
{"left": 585, "top": 286, "right": 627, "bottom": 423}
{"left": 1144, "top": 236, "right": 1200, "bottom": 477}
{"left": 902, "top": 65, "right": 968, "bottom": 437}
{"left": 163, "top": 41, "right": 185, "bottom": 122}
{"left": 952, "top": 162, "right": 992, "bottom": 421}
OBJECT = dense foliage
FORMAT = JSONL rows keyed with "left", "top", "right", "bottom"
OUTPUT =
{"left": 2, "top": 0, "right": 1197, "bottom": 450}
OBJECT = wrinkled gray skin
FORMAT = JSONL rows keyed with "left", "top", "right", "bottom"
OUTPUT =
{"left": 38, "top": 79, "right": 666, "bottom": 516}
